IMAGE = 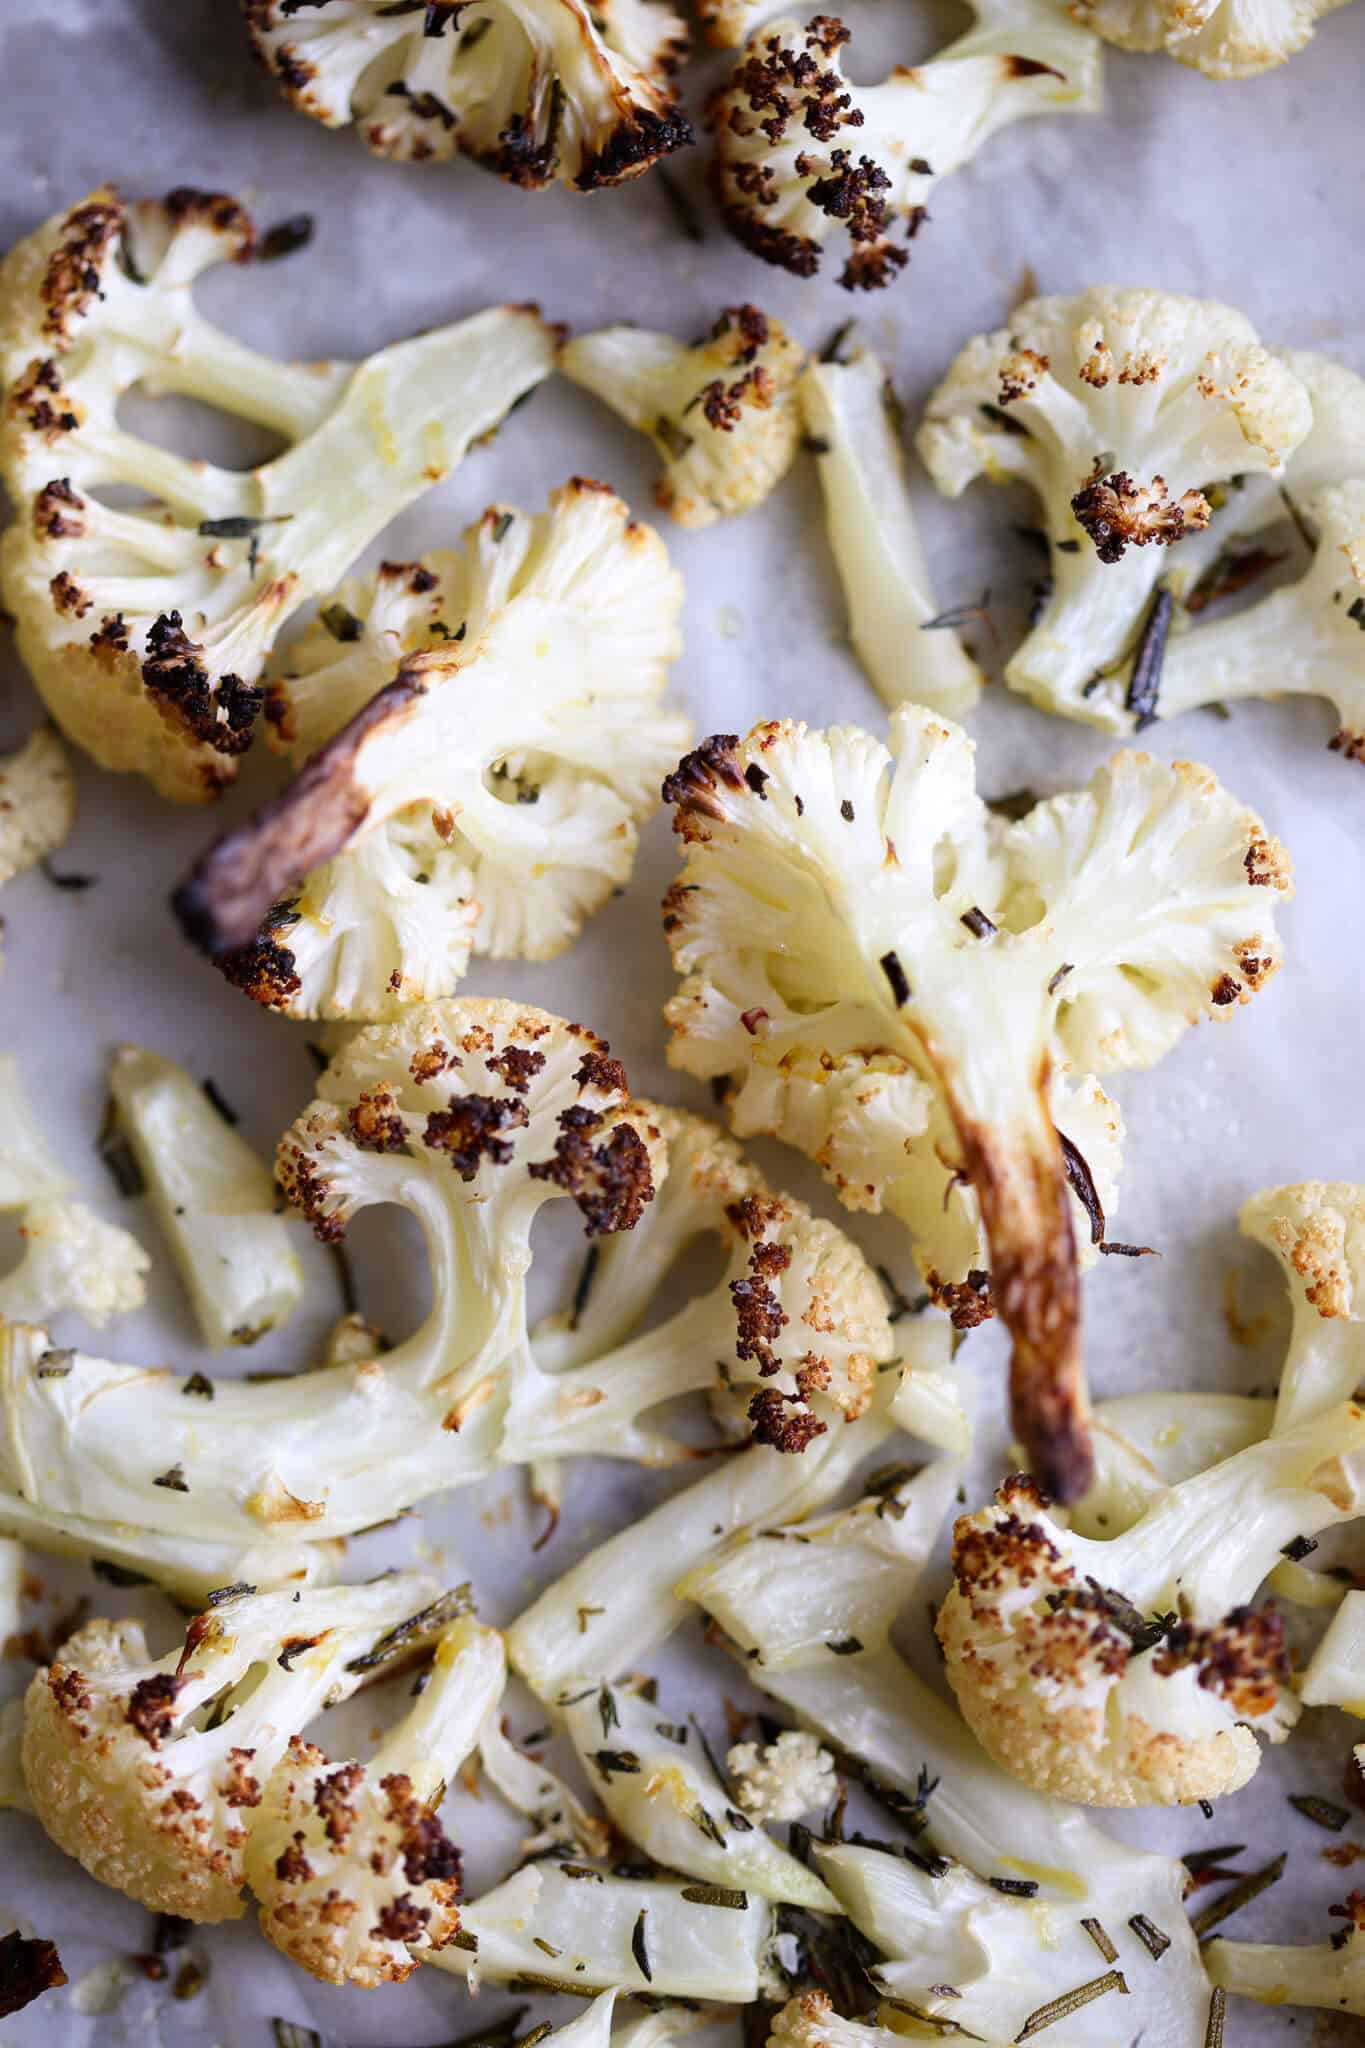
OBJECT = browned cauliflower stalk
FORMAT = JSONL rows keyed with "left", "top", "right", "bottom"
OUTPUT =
{"left": 242, "top": 0, "right": 691, "bottom": 189}
{"left": 0, "top": 186, "right": 557, "bottom": 801}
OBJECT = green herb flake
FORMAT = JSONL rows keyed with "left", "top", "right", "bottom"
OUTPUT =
{"left": 1080, "top": 1918, "right": 1117, "bottom": 1962}
{"left": 1015, "top": 1970, "right": 1128, "bottom": 2040}
{"left": 492, "top": 512, "right": 515, "bottom": 544}
{"left": 1289, "top": 1793, "right": 1350, "bottom": 1832}
{"left": 826, "top": 1636, "right": 864, "bottom": 1656}
{"left": 691, "top": 1804, "right": 727, "bottom": 1848}
{"left": 597, "top": 1685, "right": 618, "bottom": 1741}
{"left": 1128, "top": 1914, "right": 1171, "bottom": 1960}
{"left": 320, "top": 603, "right": 364, "bottom": 643}
{"left": 631, "top": 1909, "right": 653, "bottom": 1983}
{"left": 680, "top": 1884, "right": 748, "bottom": 1910}
{"left": 591, "top": 1749, "right": 641, "bottom": 1779}
{"left": 153, "top": 1463, "right": 190, "bottom": 1492}
{"left": 1204, "top": 1986, "right": 1226, "bottom": 2048}
{"left": 1190, "top": 1851, "right": 1286, "bottom": 1939}
{"left": 182, "top": 1371, "right": 214, "bottom": 1399}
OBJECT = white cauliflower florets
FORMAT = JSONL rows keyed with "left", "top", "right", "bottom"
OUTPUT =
{"left": 800, "top": 343, "right": 981, "bottom": 717}
{"left": 0, "top": 1199, "right": 148, "bottom": 1330}
{"left": 707, "top": 2, "right": 1101, "bottom": 289}
{"left": 1241, "top": 1179, "right": 1365, "bottom": 1432}
{"left": 175, "top": 480, "right": 688, "bottom": 1018}
{"left": 21, "top": 1575, "right": 452, "bottom": 1919}
{"left": 0, "top": 726, "right": 74, "bottom": 885}
{"left": 938, "top": 1400, "right": 1365, "bottom": 1806}
{"left": 246, "top": 1611, "right": 504, "bottom": 1985}
{"left": 1071, "top": 0, "right": 1354, "bottom": 76}
{"left": 916, "top": 287, "right": 1313, "bottom": 726}
{"left": 0, "top": 186, "right": 556, "bottom": 801}
{"left": 243, "top": 0, "right": 691, "bottom": 189}
{"left": 726, "top": 1730, "right": 836, "bottom": 1822}
{"left": 560, "top": 308, "right": 805, "bottom": 527}
{"left": 662, "top": 706, "right": 1289, "bottom": 1499}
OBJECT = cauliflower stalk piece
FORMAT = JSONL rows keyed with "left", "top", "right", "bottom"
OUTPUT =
{"left": 707, "top": 1, "right": 1102, "bottom": 290}
{"left": 107, "top": 1044, "right": 302, "bottom": 1347}
{"left": 1070, "top": 0, "right": 1353, "bottom": 76}
{"left": 246, "top": 1610, "right": 504, "bottom": 1985}
{"left": 1077, "top": 1389, "right": 1272, "bottom": 1537}
{"left": 800, "top": 343, "right": 981, "bottom": 717}
{"left": 0, "top": 726, "right": 74, "bottom": 885}
{"left": 938, "top": 1400, "right": 1365, "bottom": 1807}
{"left": 0, "top": 186, "right": 558, "bottom": 801}
{"left": 662, "top": 704, "right": 1289, "bottom": 1499}
{"left": 1208, "top": 1893, "right": 1365, "bottom": 2017}
{"left": 1299, "top": 1590, "right": 1365, "bottom": 1713}
{"left": 560, "top": 308, "right": 805, "bottom": 528}
{"left": 21, "top": 1573, "right": 452, "bottom": 1920}
{"left": 0, "top": 1055, "right": 69, "bottom": 1208}
{"left": 242, "top": 0, "right": 691, "bottom": 189}
{"left": 174, "top": 481, "right": 689, "bottom": 1019}
{"left": 0, "top": 1199, "right": 149, "bottom": 1330}
{"left": 683, "top": 1472, "right": 1210, "bottom": 2044}
{"left": 916, "top": 287, "right": 1313, "bottom": 727}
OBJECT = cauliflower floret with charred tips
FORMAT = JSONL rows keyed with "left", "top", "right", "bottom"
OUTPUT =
{"left": 21, "top": 1574, "right": 454, "bottom": 1920}
{"left": 916, "top": 287, "right": 1313, "bottom": 726}
{"left": 174, "top": 480, "right": 689, "bottom": 1019}
{"left": 0, "top": 726, "right": 74, "bottom": 886}
{"left": 1070, "top": 0, "right": 1354, "bottom": 76}
{"left": 1208, "top": 1891, "right": 1365, "bottom": 2016}
{"left": 727, "top": 1730, "right": 836, "bottom": 1822}
{"left": 560, "top": 309, "right": 805, "bottom": 528}
{"left": 0, "top": 186, "right": 558, "bottom": 802}
{"left": 246, "top": 1611, "right": 503, "bottom": 1986}
{"left": 1242, "top": 1180, "right": 1365, "bottom": 1431}
{"left": 662, "top": 707, "right": 1289, "bottom": 1500}
{"left": 0, "top": 1199, "right": 149, "bottom": 1330}
{"left": 938, "top": 1399, "right": 1365, "bottom": 1807}
{"left": 243, "top": 0, "right": 692, "bottom": 189}
{"left": 707, "top": 2, "right": 1101, "bottom": 290}
{"left": 800, "top": 341, "right": 981, "bottom": 718}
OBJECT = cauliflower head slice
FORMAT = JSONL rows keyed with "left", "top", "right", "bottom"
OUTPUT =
{"left": 175, "top": 480, "right": 689, "bottom": 1018}
{"left": 0, "top": 186, "right": 557, "bottom": 801}
{"left": 938, "top": 1399, "right": 1365, "bottom": 1806}
{"left": 662, "top": 706, "right": 1288, "bottom": 1500}
{"left": 21, "top": 1574, "right": 451, "bottom": 1920}
{"left": 0, "top": 726, "right": 74, "bottom": 885}
{"left": 242, "top": 0, "right": 691, "bottom": 188}
{"left": 1241, "top": 1180, "right": 1365, "bottom": 1433}
{"left": 707, "top": 3, "right": 1101, "bottom": 291}
{"left": 560, "top": 308, "right": 805, "bottom": 528}
{"left": 246, "top": 1610, "right": 503, "bottom": 1985}
{"left": 916, "top": 286, "right": 1313, "bottom": 725}
{"left": 800, "top": 343, "right": 982, "bottom": 718}
{"left": 1208, "top": 1892, "right": 1365, "bottom": 2017}
{"left": 0, "top": 1002, "right": 661, "bottom": 1550}
{"left": 1071, "top": 0, "right": 1352, "bottom": 75}
{"left": 0, "top": 1199, "right": 149, "bottom": 1330}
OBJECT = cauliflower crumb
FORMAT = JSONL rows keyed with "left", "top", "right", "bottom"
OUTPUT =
{"left": 0, "top": 727, "right": 74, "bottom": 886}
{"left": 727, "top": 1729, "right": 836, "bottom": 1821}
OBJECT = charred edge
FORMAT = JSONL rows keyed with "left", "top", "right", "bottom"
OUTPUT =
{"left": 574, "top": 107, "right": 695, "bottom": 191}
{"left": 171, "top": 674, "right": 426, "bottom": 958}
{"left": 527, "top": 1108, "right": 655, "bottom": 1236}
{"left": 40, "top": 192, "right": 125, "bottom": 343}
{"left": 662, "top": 735, "right": 744, "bottom": 831}
{"left": 161, "top": 187, "right": 257, "bottom": 259}
{"left": 141, "top": 613, "right": 265, "bottom": 757}
{"left": 0, "top": 1933, "right": 67, "bottom": 2019}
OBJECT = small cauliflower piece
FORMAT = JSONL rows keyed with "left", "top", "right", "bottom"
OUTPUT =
{"left": 0, "top": 1199, "right": 149, "bottom": 1330}
{"left": 243, "top": 0, "right": 691, "bottom": 189}
{"left": 1209, "top": 1892, "right": 1365, "bottom": 2016}
{"left": 727, "top": 1730, "right": 836, "bottom": 1822}
{"left": 800, "top": 343, "right": 981, "bottom": 717}
{"left": 1071, "top": 0, "right": 1353, "bottom": 75}
{"left": 1242, "top": 1180, "right": 1365, "bottom": 1431}
{"left": 107, "top": 1045, "right": 302, "bottom": 1348}
{"left": 938, "top": 1399, "right": 1365, "bottom": 1807}
{"left": 0, "top": 726, "right": 74, "bottom": 885}
{"left": 916, "top": 287, "right": 1313, "bottom": 726}
{"left": 246, "top": 1611, "right": 503, "bottom": 1985}
{"left": 1299, "top": 1590, "right": 1365, "bottom": 1713}
{"left": 21, "top": 1574, "right": 450, "bottom": 1920}
{"left": 662, "top": 707, "right": 1289, "bottom": 1499}
{"left": 560, "top": 309, "right": 804, "bottom": 527}
{"left": 0, "top": 186, "right": 557, "bottom": 801}
{"left": 174, "top": 481, "right": 689, "bottom": 1019}
{"left": 708, "top": 2, "right": 1101, "bottom": 290}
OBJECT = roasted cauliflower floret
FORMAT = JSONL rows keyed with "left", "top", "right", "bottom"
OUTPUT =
{"left": 707, "top": 1, "right": 1101, "bottom": 289}
{"left": 938, "top": 1401, "right": 1365, "bottom": 1806}
{"left": 0, "top": 726, "right": 74, "bottom": 885}
{"left": 800, "top": 342, "right": 981, "bottom": 717}
{"left": 175, "top": 481, "right": 688, "bottom": 1018}
{"left": 560, "top": 309, "right": 804, "bottom": 527}
{"left": 662, "top": 708, "right": 1289, "bottom": 1499}
{"left": 21, "top": 1575, "right": 450, "bottom": 1919}
{"left": 246, "top": 1611, "right": 503, "bottom": 1985}
{"left": 727, "top": 1730, "right": 836, "bottom": 1822}
{"left": 242, "top": 0, "right": 691, "bottom": 188}
{"left": 0, "top": 1199, "right": 148, "bottom": 1330}
{"left": 916, "top": 287, "right": 1313, "bottom": 727}
{"left": 1070, "top": 0, "right": 1353, "bottom": 75}
{"left": 1242, "top": 1180, "right": 1365, "bottom": 1432}
{"left": 0, "top": 186, "right": 557, "bottom": 801}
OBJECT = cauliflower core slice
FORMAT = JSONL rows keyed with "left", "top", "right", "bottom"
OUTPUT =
{"left": 0, "top": 186, "right": 557, "bottom": 801}
{"left": 662, "top": 707, "right": 1288, "bottom": 1499}
{"left": 22, "top": 1574, "right": 450, "bottom": 1920}
{"left": 243, "top": 0, "right": 691, "bottom": 188}
{"left": 1070, "top": 0, "right": 1352, "bottom": 75}
{"left": 939, "top": 1401, "right": 1365, "bottom": 1807}
{"left": 707, "top": 2, "right": 1101, "bottom": 290}
{"left": 801, "top": 343, "right": 981, "bottom": 718}
{"left": 0, "top": 726, "right": 74, "bottom": 885}
{"left": 560, "top": 309, "right": 804, "bottom": 528}
{"left": 175, "top": 480, "right": 689, "bottom": 1018}
{"left": 246, "top": 1612, "right": 503, "bottom": 1985}
{"left": 916, "top": 286, "right": 1313, "bottom": 728}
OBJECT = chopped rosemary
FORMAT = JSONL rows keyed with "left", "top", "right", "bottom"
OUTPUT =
{"left": 680, "top": 1884, "right": 748, "bottom": 1909}
{"left": 1128, "top": 1913, "right": 1171, "bottom": 1959}
{"left": 259, "top": 214, "right": 315, "bottom": 262}
{"left": 561, "top": 1865, "right": 606, "bottom": 1882}
{"left": 452, "top": 1929, "right": 479, "bottom": 1951}
{"left": 591, "top": 1749, "right": 641, "bottom": 1779}
{"left": 1080, "top": 1918, "right": 1117, "bottom": 1962}
{"left": 879, "top": 950, "right": 910, "bottom": 1007}
{"left": 531, "top": 1941, "right": 561, "bottom": 1960}
{"left": 631, "top": 1911, "right": 652, "bottom": 1982}
{"left": 182, "top": 1372, "right": 214, "bottom": 1399}
{"left": 960, "top": 907, "right": 997, "bottom": 940}
{"left": 205, "top": 1582, "right": 255, "bottom": 1606}
{"left": 1281, "top": 1534, "right": 1319, "bottom": 1562}
{"left": 1125, "top": 586, "right": 1173, "bottom": 731}
{"left": 569, "top": 1246, "right": 599, "bottom": 1330}
{"left": 153, "top": 1463, "right": 190, "bottom": 1492}
{"left": 655, "top": 1721, "right": 688, "bottom": 1745}
{"left": 1204, "top": 1986, "right": 1225, "bottom": 2048}
{"left": 492, "top": 512, "right": 514, "bottom": 544}
{"left": 1189, "top": 1851, "right": 1286, "bottom": 1938}
{"left": 827, "top": 1636, "right": 864, "bottom": 1656}
{"left": 576, "top": 1605, "right": 605, "bottom": 1633}
{"left": 1289, "top": 1793, "right": 1350, "bottom": 1832}
{"left": 988, "top": 1876, "right": 1038, "bottom": 1898}
{"left": 1047, "top": 962, "right": 1074, "bottom": 997}
{"left": 505, "top": 1977, "right": 598, "bottom": 1999}
{"left": 691, "top": 1803, "right": 727, "bottom": 1847}
{"left": 343, "top": 1585, "right": 473, "bottom": 1671}
{"left": 319, "top": 602, "right": 364, "bottom": 642}
{"left": 1015, "top": 1970, "right": 1128, "bottom": 2039}
{"left": 598, "top": 1685, "right": 618, "bottom": 1740}
{"left": 197, "top": 514, "right": 290, "bottom": 540}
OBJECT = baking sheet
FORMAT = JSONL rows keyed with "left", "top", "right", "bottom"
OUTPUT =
{"left": 2, "top": 0, "right": 1365, "bottom": 2038}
